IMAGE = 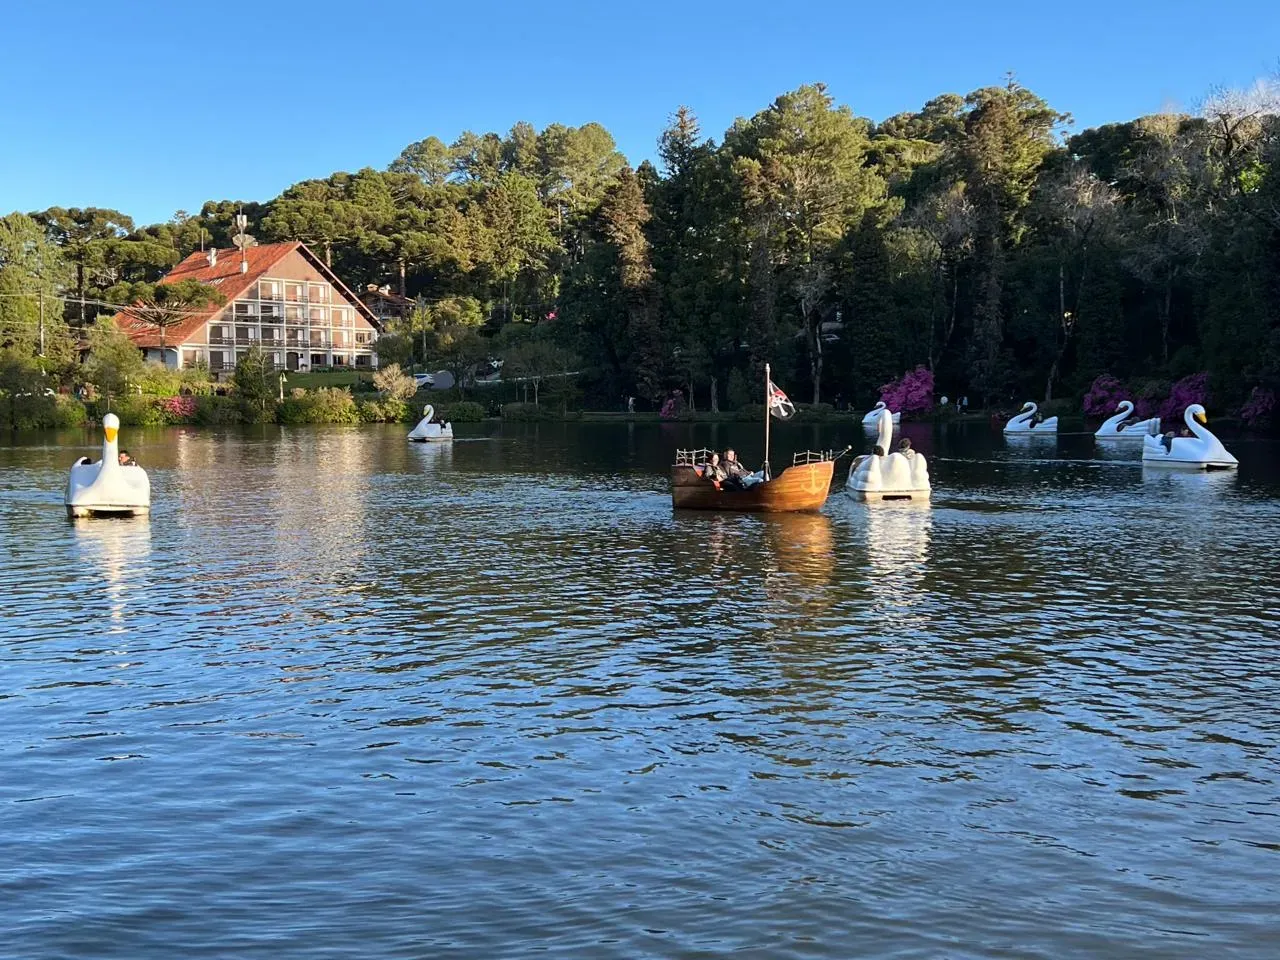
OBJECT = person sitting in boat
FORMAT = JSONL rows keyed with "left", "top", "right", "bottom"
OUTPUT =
{"left": 897, "top": 438, "right": 914, "bottom": 459}
{"left": 118, "top": 450, "right": 138, "bottom": 467}
{"left": 722, "top": 448, "right": 750, "bottom": 488}
{"left": 702, "top": 452, "right": 727, "bottom": 487}
{"left": 1161, "top": 430, "right": 1175, "bottom": 453}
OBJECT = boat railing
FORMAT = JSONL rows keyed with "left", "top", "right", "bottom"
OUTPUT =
{"left": 674, "top": 448, "right": 715, "bottom": 467}
{"left": 792, "top": 449, "right": 838, "bottom": 465}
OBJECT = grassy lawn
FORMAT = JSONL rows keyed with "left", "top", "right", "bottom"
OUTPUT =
{"left": 282, "top": 371, "right": 375, "bottom": 390}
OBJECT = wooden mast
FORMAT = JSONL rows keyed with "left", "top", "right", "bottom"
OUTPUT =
{"left": 764, "top": 362, "right": 771, "bottom": 481}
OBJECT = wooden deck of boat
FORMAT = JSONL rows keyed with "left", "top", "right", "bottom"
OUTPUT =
{"left": 670, "top": 461, "right": 834, "bottom": 513}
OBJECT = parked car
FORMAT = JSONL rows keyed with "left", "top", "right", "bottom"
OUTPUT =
{"left": 413, "top": 373, "right": 434, "bottom": 388}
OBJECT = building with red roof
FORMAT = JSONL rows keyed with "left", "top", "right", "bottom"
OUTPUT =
{"left": 114, "top": 241, "right": 379, "bottom": 375}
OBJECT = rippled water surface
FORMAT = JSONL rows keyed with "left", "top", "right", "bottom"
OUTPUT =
{"left": 3, "top": 421, "right": 1280, "bottom": 958}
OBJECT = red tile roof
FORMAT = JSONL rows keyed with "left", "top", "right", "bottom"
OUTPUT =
{"left": 114, "top": 241, "right": 375, "bottom": 348}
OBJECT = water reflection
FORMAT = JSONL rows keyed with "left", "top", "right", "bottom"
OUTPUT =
{"left": 69, "top": 516, "right": 152, "bottom": 628}
{"left": 762, "top": 511, "right": 835, "bottom": 584}
{"left": 4, "top": 423, "right": 1280, "bottom": 959}
{"left": 1093, "top": 439, "right": 1145, "bottom": 462}
{"left": 1004, "top": 433, "right": 1059, "bottom": 456}
{"left": 863, "top": 502, "right": 933, "bottom": 609}
{"left": 1142, "top": 465, "right": 1238, "bottom": 495}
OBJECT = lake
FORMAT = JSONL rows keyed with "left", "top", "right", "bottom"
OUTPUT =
{"left": 2, "top": 420, "right": 1279, "bottom": 958}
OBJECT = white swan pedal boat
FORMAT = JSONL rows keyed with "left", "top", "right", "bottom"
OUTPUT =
{"left": 407, "top": 404, "right": 454, "bottom": 443}
{"left": 1142, "top": 404, "right": 1237, "bottom": 470}
{"left": 862, "top": 401, "right": 901, "bottom": 428}
{"left": 846, "top": 408, "right": 931, "bottom": 501}
{"left": 65, "top": 413, "right": 151, "bottom": 518}
{"left": 1095, "top": 400, "right": 1159, "bottom": 440}
{"left": 1004, "top": 401, "right": 1058, "bottom": 434}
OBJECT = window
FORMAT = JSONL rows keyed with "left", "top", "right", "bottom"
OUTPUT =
{"left": 310, "top": 353, "right": 327, "bottom": 367}
{"left": 285, "top": 305, "right": 303, "bottom": 322}
{"left": 182, "top": 350, "right": 201, "bottom": 369}
{"left": 234, "top": 302, "right": 254, "bottom": 316}
{"left": 308, "top": 283, "right": 328, "bottom": 303}
{"left": 285, "top": 282, "right": 304, "bottom": 301}
{"left": 260, "top": 304, "right": 279, "bottom": 320}
{"left": 309, "top": 307, "right": 327, "bottom": 324}
{"left": 209, "top": 351, "right": 226, "bottom": 371}
{"left": 332, "top": 354, "right": 347, "bottom": 367}
{"left": 355, "top": 332, "right": 369, "bottom": 344}
{"left": 258, "top": 280, "right": 280, "bottom": 300}
{"left": 355, "top": 355, "right": 371, "bottom": 367}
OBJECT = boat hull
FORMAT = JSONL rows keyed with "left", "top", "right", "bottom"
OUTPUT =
{"left": 671, "top": 461, "right": 834, "bottom": 513}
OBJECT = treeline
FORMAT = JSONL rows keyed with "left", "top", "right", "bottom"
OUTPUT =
{"left": 3, "top": 77, "right": 1279, "bottom": 419}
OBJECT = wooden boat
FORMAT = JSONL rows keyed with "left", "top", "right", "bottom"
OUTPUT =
{"left": 671, "top": 448, "right": 835, "bottom": 512}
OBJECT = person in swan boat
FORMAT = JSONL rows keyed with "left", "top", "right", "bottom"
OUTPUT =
{"left": 118, "top": 450, "right": 138, "bottom": 466}
{"left": 897, "top": 438, "right": 914, "bottom": 458}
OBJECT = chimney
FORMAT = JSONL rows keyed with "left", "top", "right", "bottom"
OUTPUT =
{"left": 207, "top": 248, "right": 218, "bottom": 267}
{"left": 240, "top": 258, "right": 249, "bottom": 274}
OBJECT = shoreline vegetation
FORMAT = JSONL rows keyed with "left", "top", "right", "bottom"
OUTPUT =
{"left": 4, "top": 78, "right": 1280, "bottom": 436}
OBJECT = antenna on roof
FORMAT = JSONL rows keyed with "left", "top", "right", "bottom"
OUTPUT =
{"left": 232, "top": 212, "right": 256, "bottom": 273}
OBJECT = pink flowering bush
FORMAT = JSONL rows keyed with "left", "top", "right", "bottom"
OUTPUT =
{"left": 1240, "top": 386, "right": 1276, "bottom": 428}
{"left": 1159, "top": 373, "right": 1209, "bottom": 423}
{"left": 878, "top": 366, "right": 934, "bottom": 415}
{"left": 161, "top": 394, "right": 197, "bottom": 424}
{"left": 1082, "top": 375, "right": 1127, "bottom": 417}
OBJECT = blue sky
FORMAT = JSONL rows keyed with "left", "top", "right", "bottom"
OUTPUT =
{"left": 1, "top": 0, "right": 1275, "bottom": 225}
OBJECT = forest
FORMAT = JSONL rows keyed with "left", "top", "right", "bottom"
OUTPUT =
{"left": 2, "top": 76, "right": 1279, "bottom": 425}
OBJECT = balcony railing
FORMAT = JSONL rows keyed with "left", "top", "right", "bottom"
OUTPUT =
{"left": 209, "top": 335, "right": 233, "bottom": 345}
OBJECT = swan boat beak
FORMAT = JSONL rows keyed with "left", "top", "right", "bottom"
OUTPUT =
{"left": 104, "top": 425, "right": 118, "bottom": 443}
{"left": 1194, "top": 411, "right": 1207, "bottom": 425}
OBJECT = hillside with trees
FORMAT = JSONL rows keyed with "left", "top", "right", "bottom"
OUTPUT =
{"left": 3, "top": 76, "right": 1278, "bottom": 426}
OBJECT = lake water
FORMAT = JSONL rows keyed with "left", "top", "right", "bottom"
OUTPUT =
{"left": 3, "top": 420, "right": 1279, "bottom": 958}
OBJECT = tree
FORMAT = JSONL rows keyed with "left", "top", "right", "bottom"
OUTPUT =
{"left": 727, "top": 83, "right": 887, "bottom": 402}
{"left": 0, "top": 213, "right": 72, "bottom": 363}
{"left": 232, "top": 344, "right": 276, "bottom": 417}
{"left": 374, "top": 362, "right": 417, "bottom": 401}
{"left": 389, "top": 135, "right": 456, "bottom": 185}
{"left": 107, "top": 278, "right": 226, "bottom": 360}
{"left": 83, "top": 317, "right": 145, "bottom": 402}
{"left": 502, "top": 340, "right": 577, "bottom": 404}
{"left": 31, "top": 207, "right": 131, "bottom": 322}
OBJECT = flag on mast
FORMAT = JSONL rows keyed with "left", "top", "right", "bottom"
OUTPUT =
{"left": 768, "top": 379, "right": 796, "bottom": 420}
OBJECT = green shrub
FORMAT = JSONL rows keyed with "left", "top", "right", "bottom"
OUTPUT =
{"left": 112, "top": 396, "right": 166, "bottom": 426}
{"left": 501, "top": 401, "right": 556, "bottom": 421}
{"left": 439, "top": 400, "right": 484, "bottom": 422}
{"left": 279, "top": 387, "right": 359, "bottom": 425}
{"left": 3, "top": 392, "right": 82, "bottom": 431}
{"left": 136, "top": 363, "right": 183, "bottom": 397}
{"left": 357, "top": 397, "right": 412, "bottom": 423}
{"left": 51, "top": 395, "right": 88, "bottom": 428}
{"left": 194, "top": 395, "right": 244, "bottom": 426}
{"left": 797, "top": 402, "right": 834, "bottom": 422}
